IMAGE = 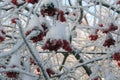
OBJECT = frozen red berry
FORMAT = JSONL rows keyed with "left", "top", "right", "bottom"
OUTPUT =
{"left": 25, "top": 28, "right": 44, "bottom": 43}
{"left": 89, "top": 34, "right": 98, "bottom": 41}
{"left": 56, "top": 10, "right": 66, "bottom": 22}
{"left": 98, "top": 24, "right": 104, "bottom": 27}
{"left": 0, "top": 30, "right": 5, "bottom": 42}
{"left": 11, "top": 18, "right": 19, "bottom": 24}
{"left": 113, "top": 52, "right": 120, "bottom": 61}
{"left": 46, "top": 68, "right": 55, "bottom": 76}
{"left": 42, "top": 39, "right": 63, "bottom": 51}
{"left": 11, "top": 0, "right": 18, "bottom": 6}
{"left": 41, "top": 3, "right": 57, "bottom": 17}
{"left": 117, "top": 62, "right": 120, "bottom": 67}
{"left": 103, "top": 38, "right": 115, "bottom": 47}
{"left": 30, "top": 57, "right": 36, "bottom": 65}
{"left": 117, "top": 0, "right": 120, "bottom": 4}
{"left": 6, "top": 72, "right": 19, "bottom": 78}
{"left": 109, "top": 24, "right": 118, "bottom": 31}
{"left": 62, "top": 40, "right": 72, "bottom": 52}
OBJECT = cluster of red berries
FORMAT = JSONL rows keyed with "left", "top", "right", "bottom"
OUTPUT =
{"left": 89, "top": 34, "right": 98, "bottom": 41}
{"left": 11, "top": 18, "right": 19, "bottom": 24}
{"left": 25, "top": 22, "right": 49, "bottom": 43}
{"left": 29, "top": 57, "right": 55, "bottom": 76}
{"left": 41, "top": 3, "right": 57, "bottom": 17}
{"left": 89, "top": 29, "right": 99, "bottom": 41}
{"left": 91, "top": 77, "right": 100, "bottom": 80}
{"left": 56, "top": 10, "right": 66, "bottom": 22}
{"left": 5, "top": 65, "right": 19, "bottom": 78}
{"left": 89, "top": 23, "right": 118, "bottom": 47}
{"left": 103, "top": 38, "right": 115, "bottom": 47}
{"left": 113, "top": 52, "right": 120, "bottom": 61}
{"left": 42, "top": 39, "right": 72, "bottom": 52}
{"left": 40, "top": 2, "right": 66, "bottom": 22}
{"left": 6, "top": 71, "right": 19, "bottom": 78}
{"left": 113, "top": 51, "right": 120, "bottom": 67}
{"left": 25, "top": 28, "right": 44, "bottom": 43}
{"left": 0, "top": 29, "right": 5, "bottom": 42}
{"left": 101, "top": 23, "right": 118, "bottom": 33}
{"left": 11, "top": 0, "right": 18, "bottom": 6}
{"left": 46, "top": 68, "right": 55, "bottom": 77}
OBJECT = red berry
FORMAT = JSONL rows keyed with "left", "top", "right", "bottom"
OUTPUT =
{"left": 98, "top": 24, "right": 104, "bottom": 27}
{"left": 25, "top": 28, "right": 44, "bottom": 43}
{"left": 91, "top": 77, "right": 99, "bottom": 80}
{"left": 46, "top": 68, "right": 55, "bottom": 76}
{"left": 89, "top": 34, "right": 98, "bottom": 41}
{"left": 6, "top": 72, "right": 19, "bottom": 78}
{"left": 11, "top": 0, "right": 18, "bottom": 6}
{"left": 63, "top": 40, "right": 72, "bottom": 52}
{"left": 103, "top": 38, "right": 115, "bottom": 47}
{"left": 73, "top": 13, "right": 76, "bottom": 16}
{"left": 56, "top": 11, "right": 66, "bottom": 22}
{"left": 11, "top": 18, "right": 19, "bottom": 24}
{"left": 41, "top": 3, "right": 57, "bottom": 17}
{"left": 102, "top": 29, "right": 109, "bottom": 33}
{"left": 117, "top": 62, "right": 120, "bottom": 67}
{"left": 0, "top": 36, "right": 5, "bottom": 42}
{"left": 30, "top": 57, "right": 36, "bottom": 65}
{"left": 0, "top": 30, "right": 5, "bottom": 42}
{"left": 117, "top": 0, "right": 120, "bottom": 4}
{"left": 109, "top": 25, "right": 118, "bottom": 31}
{"left": 113, "top": 52, "right": 120, "bottom": 61}
{"left": 35, "top": 68, "right": 40, "bottom": 75}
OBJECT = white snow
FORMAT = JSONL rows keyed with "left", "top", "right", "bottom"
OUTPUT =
{"left": 45, "top": 22, "right": 69, "bottom": 41}
{"left": 8, "top": 53, "right": 21, "bottom": 68}
{"left": 25, "top": 15, "right": 43, "bottom": 32}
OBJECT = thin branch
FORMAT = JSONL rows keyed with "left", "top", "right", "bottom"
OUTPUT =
{"left": 17, "top": 21, "right": 50, "bottom": 80}
{"left": 94, "top": 0, "right": 120, "bottom": 14}
{"left": 59, "top": 53, "right": 69, "bottom": 71}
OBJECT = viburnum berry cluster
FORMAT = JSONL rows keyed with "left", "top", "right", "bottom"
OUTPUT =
{"left": 89, "top": 22, "right": 118, "bottom": 48}
{"left": 5, "top": 54, "right": 22, "bottom": 79}
{"left": 11, "top": 18, "right": 19, "bottom": 24}
{"left": 6, "top": 66, "right": 19, "bottom": 79}
{"left": 91, "top": 77, "right": 100, "bottom": 80}
{"left": 11, "top": 0, "right": 19, "bottom": 6}
{"left": 29, "top": 57, "right": 55, "bottom": 77}
{"left": 25, "top": 16, "right": 49, "bottom": 43}
{"left": 101, "top": 23, "right": 118, "bottom": 33}
{"left": 42, "top": 39, "right": 72, "bottom": 52}
{"left": 42, "top": 22, "right": 72, "bottom": 52}
{"left": 40, "top": 0, "right": 66, "bottom": 22}
{"left": 112, "top": 51, "right": 120, "bottom": 67}
{"left": 103, "top": 33, "right": 115, "bottom": 47}
{"left": 89, "top": 29, "right": 99, "bottom": 41}
{"left": 25, "top": 28, "right": 44, "bottom": 43}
